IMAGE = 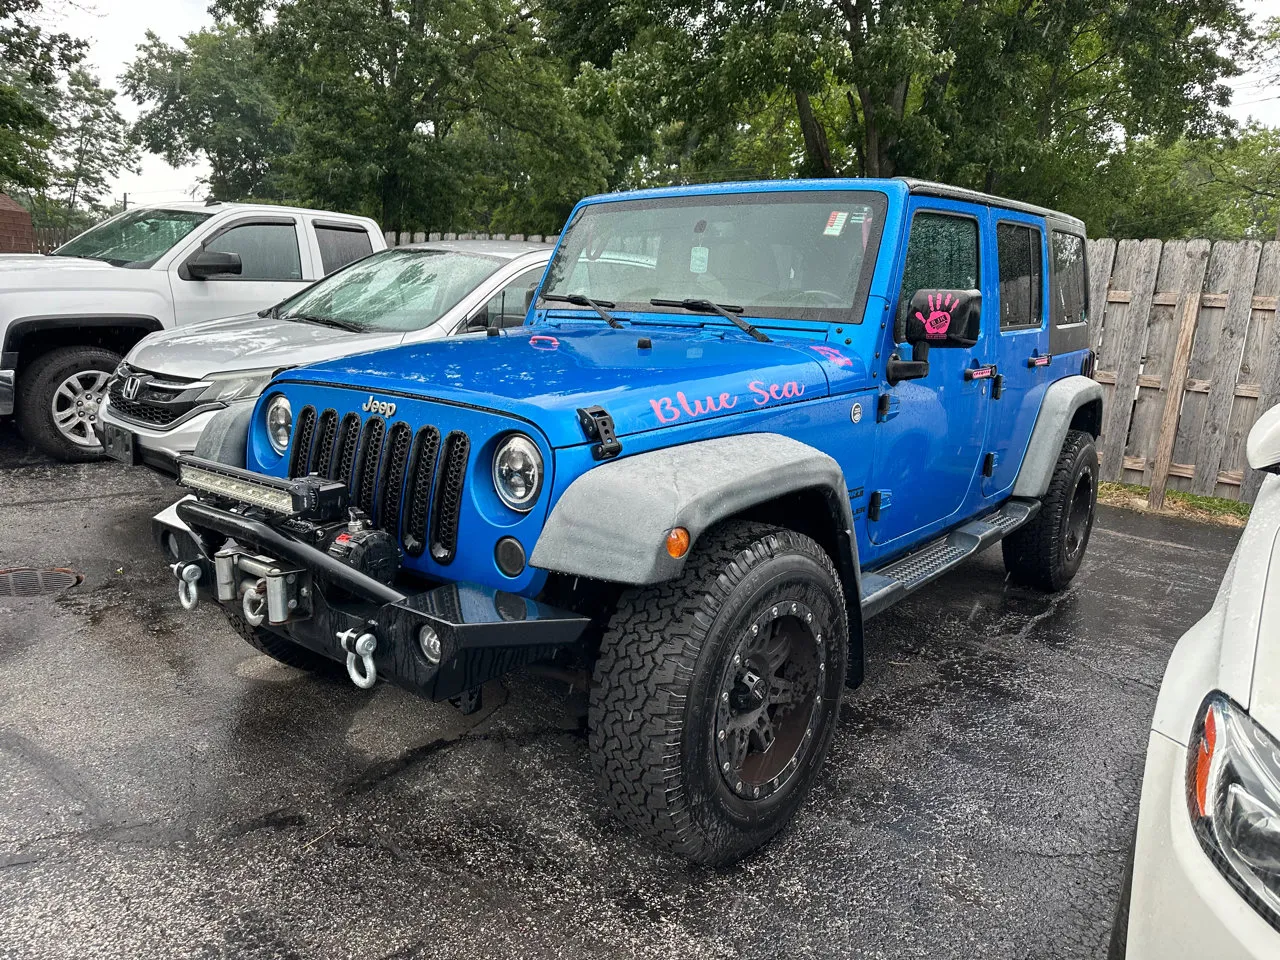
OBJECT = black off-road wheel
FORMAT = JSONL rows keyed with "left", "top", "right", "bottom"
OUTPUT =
{"left": 222, "top": 607, "right": 340, "bottom": 676}
{"left": 1003, "top": 429, "right": 1098, "bottom": 591}
{"left": 589, "top": 520, "right": 848, "bottom": 866}
{"left": 16, "top": 345, "right": 120, "bottom": 462}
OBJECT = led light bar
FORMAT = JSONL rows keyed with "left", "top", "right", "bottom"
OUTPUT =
{"left": 176, "top": 456, "right": 348, "bottom": 521}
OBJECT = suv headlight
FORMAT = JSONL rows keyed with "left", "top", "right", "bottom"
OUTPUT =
{"left": 493, "top": 434, "right": 542, "bottom": 512}
{"left": 1189, "top": 693, "right": 1280, "bottom": 928}
{"left": 265, "top": 394, "right": 292, "bottom": 454}
{"left": 199, "top": 369, "right": 282, "bottom": 403}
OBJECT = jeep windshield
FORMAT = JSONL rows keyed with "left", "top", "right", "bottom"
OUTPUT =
{"left": 52, "top": 208, "right": 212, "bottom": 268}
{"left": 274, "top": 248, "right": 502, "bottom": 333}
{"left": 540, "top": 189, "right": 887, "bottom": 325}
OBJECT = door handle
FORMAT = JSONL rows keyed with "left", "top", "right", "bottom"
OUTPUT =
{"left": 964, "top": 364, "right": 997, "bottom": 381}
{"left": 1027, "top": 353, "right": 1052, "bottom": 368}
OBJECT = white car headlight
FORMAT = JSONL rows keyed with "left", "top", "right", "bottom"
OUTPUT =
{"left": 200, "top": 369, "right": 281, "bottom": 403}
{"left": 1189, "top": 693, "right": 1280, "bottom": 926}
{"left": 265, "top": 394, "right": 292, "bottom": 454}
{"left": 492, "top": 434, "right": 543, "bottom": 512}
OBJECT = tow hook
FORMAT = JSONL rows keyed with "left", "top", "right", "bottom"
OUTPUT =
{"left": 337, "top": 627, "right": 378, "bottom": 689}
{"left": 171, "top": 562, "right": 202, "bottom": 611}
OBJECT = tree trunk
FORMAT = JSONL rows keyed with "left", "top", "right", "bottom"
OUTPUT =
{"left": 795, "top": 90, "right": 836, "bottom": 178}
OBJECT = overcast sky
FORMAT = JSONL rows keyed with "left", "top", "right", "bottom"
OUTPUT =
{"left": 42, "top": 0, "right": 1280, "bottom": 207}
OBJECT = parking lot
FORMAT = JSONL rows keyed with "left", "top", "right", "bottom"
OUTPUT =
{"left": 0, "top": 421, "right": 1243, "bottom": 960}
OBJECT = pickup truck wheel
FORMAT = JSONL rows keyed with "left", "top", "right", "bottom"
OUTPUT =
{"left": 1003, "top": 428, "right": 1098, "bottom": 591}
{"left": 222, "top": 607, "right": 340, "bottom": 676}
{"left": 16, "top": 346, "right": 120, "bottom": 462}
{"left": 589, "top": 520, "right": 848, "bottom": 866}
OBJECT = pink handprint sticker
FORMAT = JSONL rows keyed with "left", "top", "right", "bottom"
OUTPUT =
{"left": 916, "top": 292, "right": 958, "bottom": 339}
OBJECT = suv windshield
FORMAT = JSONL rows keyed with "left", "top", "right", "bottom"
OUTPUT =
{"left": 52, "top": 208, "right": 212, "bottom": 268}
{"left": 276, "top": 248, "right": 502, "bottom": 333}
{"left": 541, "top": 190, "right": 886, "bottom": 324}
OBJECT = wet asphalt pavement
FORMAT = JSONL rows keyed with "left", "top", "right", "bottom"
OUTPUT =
{"left": 0, "top": 422, "right": 1244, "bottom": 960}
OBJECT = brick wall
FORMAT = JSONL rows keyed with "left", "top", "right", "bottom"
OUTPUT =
{"left": 0, "top": 198, "right": 34, "bottom": 253}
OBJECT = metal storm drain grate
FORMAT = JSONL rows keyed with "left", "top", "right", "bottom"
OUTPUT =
{"left": 0, "top": 568, "right": 83, "bottom": 598}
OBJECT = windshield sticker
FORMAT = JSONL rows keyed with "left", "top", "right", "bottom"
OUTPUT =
{"left": 689, "top": 246, "right": 709, "bottom": 274}
{"left": 811, "top": 345, "right": 853, "bottom": 368}
{"left": 824, "top": 211, "right": 849, "bottom": 237}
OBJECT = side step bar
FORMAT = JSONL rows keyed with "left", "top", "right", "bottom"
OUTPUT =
{"left": 860, "top": 499, "right": 1040, "bottom": 619}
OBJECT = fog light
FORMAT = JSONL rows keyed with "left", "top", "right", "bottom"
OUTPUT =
{"left": 495, "top": 536, "right": 526, "bottom": 577}
{"left": 418, "top": 624, "right": 442, "bottom": 664}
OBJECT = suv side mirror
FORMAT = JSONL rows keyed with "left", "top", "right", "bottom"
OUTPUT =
{"left": 887, "top": 288, "right": 982, "bottom": 384}
{"left": 186, "top": 249, "right": 243, "bottom": 280}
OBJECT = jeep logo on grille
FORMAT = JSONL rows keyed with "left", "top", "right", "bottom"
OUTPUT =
{"left": 360, "top": 395, "right": 397, "bottom": 417}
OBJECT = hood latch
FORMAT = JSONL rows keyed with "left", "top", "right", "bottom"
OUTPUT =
{"left": 577, "top": 405, "right": 622, "bottom": 461}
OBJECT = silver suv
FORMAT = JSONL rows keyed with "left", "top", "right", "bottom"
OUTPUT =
{"left": 97, "top": 240, "right": 550, "bottom": 472}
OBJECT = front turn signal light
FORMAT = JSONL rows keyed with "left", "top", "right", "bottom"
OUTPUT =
{"left": 666, "top": 527, "right": 691, "bottom": 559}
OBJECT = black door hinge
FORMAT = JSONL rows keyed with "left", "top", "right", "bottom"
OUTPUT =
{"left": 983, "top": 452, "right": 996, "bottom": 477}
{"left": 576, "top": 405, "right": 623, "bottom": 461}
{"left": 869, "top": 490, "right": 891, "bottom": 521}
{"left": 992, "top": 374, "right": 1004, "bottom": 399}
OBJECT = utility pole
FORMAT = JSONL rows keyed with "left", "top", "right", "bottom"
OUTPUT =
{"left": 121, "top": 193, "right": 128, "bottom": 211}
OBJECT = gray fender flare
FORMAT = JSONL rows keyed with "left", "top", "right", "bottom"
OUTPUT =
{"left": 192, "top": 403, "right": 253, "bottom": 468}
{"left": 530, "top": 433, "right": 857, "bottom": 587}
{"left": 1012, "top": 375, "right": 1103, "bottom": 499}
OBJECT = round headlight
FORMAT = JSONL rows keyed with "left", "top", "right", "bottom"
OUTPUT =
{"left": 265, "top": 394, "right": 292, "bottom": 454}
{"left": 493, "top": 434, "right": 543, "bottom": 512}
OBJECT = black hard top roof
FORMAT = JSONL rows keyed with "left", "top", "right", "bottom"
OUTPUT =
{"left": 896, "top": 177, "right": 1086, "bottom": 230}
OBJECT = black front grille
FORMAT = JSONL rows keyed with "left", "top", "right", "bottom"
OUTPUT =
{"left": 289, "top": 406, "right": 317, "bottom": 478}
{"left": 106, "top": 366, "right": 205, "bottom": 427}
{"left": 292, "top": 412, "right": 469, "bottom": 565}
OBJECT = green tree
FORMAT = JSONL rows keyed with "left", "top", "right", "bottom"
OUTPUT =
{"left": 122, "top": 25, "right": 291, "bottom": 200}
{"left": 44, "top": 69, "right": 137, "bottom": 214}
{"left": 0, "top": 0, "right": 85, "bottom": 192}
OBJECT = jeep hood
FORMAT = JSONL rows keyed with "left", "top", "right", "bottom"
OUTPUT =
{"left": 128, "top": 313, "right": 405, "bottom": 381}
{"left": 276, "top": 324, "right": 853, "bottom": 448}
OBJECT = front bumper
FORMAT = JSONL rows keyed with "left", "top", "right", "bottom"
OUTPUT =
{"left": 99, "top": 401, "right": 236, "bottom": 474}
{"left": 1127, "top": 730, "right": 1280, "bottom": 958}
{"left": 0, "top": 368, "right": 13, "bottom": 416}
{"left": 153, "top": 495, "right": 591, "bottom": 700}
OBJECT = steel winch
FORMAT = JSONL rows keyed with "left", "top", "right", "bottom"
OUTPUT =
{"left": 170, "top": 543, "right": 313, "bottom": 627}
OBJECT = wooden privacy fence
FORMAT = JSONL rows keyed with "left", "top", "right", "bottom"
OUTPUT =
{"left": 1088, "top": 237, "right": 1280, "bottom": 507}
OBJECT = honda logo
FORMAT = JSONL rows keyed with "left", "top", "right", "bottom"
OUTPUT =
{"left": 122, "top": 376, "right": 143, "bottom": 400}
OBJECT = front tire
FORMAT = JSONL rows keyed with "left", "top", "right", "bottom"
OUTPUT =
{"left": 589, "top": 521, "right": 848, "bottom": 866}
{"left": 16, "top": 346, "right": 120, "bottom": 462}
{"left": 1003, "top": 429, "right": 1098, "bottom": 591}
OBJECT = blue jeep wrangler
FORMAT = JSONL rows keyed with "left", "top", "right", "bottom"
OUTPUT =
{"left": 155, "top": 178, "right": 1102, "bottom": 865}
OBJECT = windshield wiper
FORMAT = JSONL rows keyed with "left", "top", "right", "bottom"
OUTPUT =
{"left": 649, "top": 298, "right": 771, "bottom": 343}
{"left": 540, "top": 292, "right": 624, "bottom": 329}
{"left": 281, "top": 312, "right": 362, "bottom": 332}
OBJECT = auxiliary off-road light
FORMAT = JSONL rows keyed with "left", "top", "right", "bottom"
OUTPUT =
{"left": 177, "top": 456, "right": 348, "bottom": 521}
{"left": 1188, "top": 693, "right": 1280, "bottom": 930}
{"left": 266, "top": 394, "right": 292, "bottom": 454}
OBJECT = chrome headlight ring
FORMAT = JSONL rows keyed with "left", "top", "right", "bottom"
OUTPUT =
{"left": 492, "top": 433, "right": 543, "bottom": 512}
{"left": 265, "top": 394, "right": 293, "bottom": 454}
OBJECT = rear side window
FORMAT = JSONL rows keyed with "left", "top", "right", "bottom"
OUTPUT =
{"left": 898, "top": 212, "right": 979, "bottom": 322}
{"left": 996, "top": 222, "right": 1043, "bottom": 330}
{"left": 205, "top": 222, "right": 302, "bottom": 280}
{"left": 1051, "top": 231, "right": 1088, "bottom": 327}
{"left": 317, "top": 226, "right": 374, "bottom": 275}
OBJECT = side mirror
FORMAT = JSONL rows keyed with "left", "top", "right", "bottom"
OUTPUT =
{"left": 186, "top": 249, "right": 242, "bottom": 280}
{"left": 1247, "top": 403, "right": 1280, "bottom": 474}
{"left": 897, "top": 289, "right": 982, "bottom": 348}
{"left": 887, "top": 289, "right": 982, "bottom": 385}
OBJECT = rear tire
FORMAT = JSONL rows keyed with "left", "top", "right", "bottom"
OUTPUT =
{"left": 222, "top": 607, "right": 340, "bottom": 676}
{"left": 589, "top": 521, "right": 848, "bottom": 866}
{"left": 16, "top": 345, "right": 120, "bottom": 462}
{"left": 1003, "top": 429, "right": 1098, "bottom": 591}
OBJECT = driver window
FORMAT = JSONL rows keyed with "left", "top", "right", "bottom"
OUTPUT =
{"left": 898, "top": 212, "right": 979, "bottom": 325}
{"left": 204, "top": 222, "right": 303, "bottom": 281}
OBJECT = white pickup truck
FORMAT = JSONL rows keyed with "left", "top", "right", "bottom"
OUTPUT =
{"left": 0, "top": 201, "right": 385, "bottom": 461}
